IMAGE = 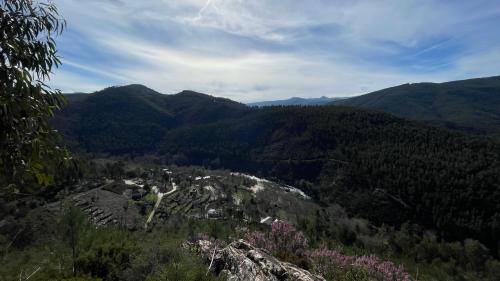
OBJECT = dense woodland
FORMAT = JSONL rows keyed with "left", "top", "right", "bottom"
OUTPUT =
{"left": 53, "top": 85, "right": 500, "bottom": 257}
{"left": 334, "top": 75, "right": 500, "bottom": 136}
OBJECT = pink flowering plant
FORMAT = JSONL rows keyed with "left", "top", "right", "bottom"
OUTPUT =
{"left": 306, "top": 249, "right": 412, "bottom": 281}
{"left": 245, "top": 220, "right": 412, "bottom": 281}
{"left": 245, "top": 220, "right": 308, "bottom": 256}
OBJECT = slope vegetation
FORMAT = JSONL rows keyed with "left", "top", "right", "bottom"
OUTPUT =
{"left": 334, "top": 75, "right": 500, "bottom": 134}
{"left": 55, "top": 85, "right": 249, "bottom": 153}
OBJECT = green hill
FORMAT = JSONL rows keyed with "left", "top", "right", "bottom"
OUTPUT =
{"left": 53, "top": 84, "right": 500, "bottom": 254}
{"left": 334, "top": 75, "right": 500, "bottom": 134}
{"left": 55, "top": 85, "right": 249, "bottom": 153}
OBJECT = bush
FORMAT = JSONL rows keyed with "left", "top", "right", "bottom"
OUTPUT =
{"left": 306, "top": 249, "right": 412, "bottom": 281}
{"left": 485, "top": 260, "right": 500, "bottom": 281}
{"left": 463, "top": 239, "right": 489, "bottom": 272}
{"left": 245, "top": 220, "right": 308, "bottom": 258}
{"left": 76, "top": 228, "right": 137, "bottom": 280}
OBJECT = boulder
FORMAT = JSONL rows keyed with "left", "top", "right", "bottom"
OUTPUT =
{"left": 189, "top": 239, "right": 325, "bottom": 281}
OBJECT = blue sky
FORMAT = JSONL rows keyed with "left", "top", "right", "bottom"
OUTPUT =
{"left": 51, "top": 0, "right": 500, "bottom": 102}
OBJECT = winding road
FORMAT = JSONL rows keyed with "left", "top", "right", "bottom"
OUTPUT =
{"left": 144, "top": 182, "right": 177, "bottom": 229}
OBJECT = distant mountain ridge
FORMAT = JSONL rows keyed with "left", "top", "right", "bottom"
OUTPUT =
{"left": 247, "top": 96, "right": 347, "bottom": 107}
{"left": 333, "top": 75, "right": 500, "bottom": 135}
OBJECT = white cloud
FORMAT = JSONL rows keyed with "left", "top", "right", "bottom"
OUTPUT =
{"left": 455, "top": 48, "right": 500, "bottom": 78}
{"left": 50, "top": 69, "right": 111, "bottom": 93}
{"left": 50, "top": 0, "right": 500, "bottom": 101}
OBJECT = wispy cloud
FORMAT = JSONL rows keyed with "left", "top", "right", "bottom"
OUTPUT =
{"left": 51, "top": 0, "right": 500, "bottom": 102}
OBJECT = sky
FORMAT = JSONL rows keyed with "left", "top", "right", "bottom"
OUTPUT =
{"left": 50, "top": 0, "right": 500, "bottom": 102}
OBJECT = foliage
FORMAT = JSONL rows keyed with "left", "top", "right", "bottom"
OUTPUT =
{"left": 2, "top": 197, "right": 500, "bottom": 281}
{"left": 245, "top": 219, "right": 412, "bottom": 281}
{"left": 245, "top": 215, "right": 500, "bottom": 280}
{"left": 59, "top": 203, "right": 89, "bottom": 276}
{"left": 0, "top": 215, "right": 226, "bottom": 281}
{"left": 306, "top": 249, "right": 412, "bottom": 281}
{"left": 0, "top": 0, "right": 70, "bottom": 190}
{"left": 245, "top": 220, "right": 308, "bottom": 257}
{"left": 299, "top": 210, "right": 500, "bottom": 281}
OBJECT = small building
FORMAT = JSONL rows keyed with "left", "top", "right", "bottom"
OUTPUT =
{"left": 206, "top": 208, "right": 222, "bottom": 219}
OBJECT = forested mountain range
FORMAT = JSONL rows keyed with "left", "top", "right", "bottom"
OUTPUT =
{"left": 53, "top": 84, "right": 500, "bottom": 254}
{"left": 247, "top": 96, "right": 346, "bottom": 106}
{"left": 333, "top": 75, "right": 500, "bottom": 135}
{"left": 55, "top": 85, "right": 250, "bottom": 153}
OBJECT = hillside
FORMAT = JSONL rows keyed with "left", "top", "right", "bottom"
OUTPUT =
{"left": 334, "top": 75, "right": 500, "bottom": 134}
{"left": 55, "top": 85, "right": 249, "bottom": 153}
{"left": 247, "top": 96, "right": 346, "bottom": 107}
{"left": 52, "top": 85, "right": 500, "bottom": 255}
{"left": 0, "top": 161, "right": 442, "bottom": 281}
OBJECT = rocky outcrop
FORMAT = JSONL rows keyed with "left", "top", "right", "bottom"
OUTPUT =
{"left": 188, "top": 239, "right": 325, "bottom": 281}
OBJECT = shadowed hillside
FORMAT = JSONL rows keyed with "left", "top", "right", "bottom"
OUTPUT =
{"left": 54, "top": 85, "right": 250, "bottom": 153}
{"left": 334, "top": 76, "right": 500, "bottom": 135}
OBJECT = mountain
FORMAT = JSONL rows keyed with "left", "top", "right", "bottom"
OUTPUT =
{"left": 55, "top": 85, "right": 249, "bottom": 153}
{"left": 247, "top": 96, "right": 346, "bottom": 107}
{"left": 52, "top": 84, "right": 500, "bottom": 254}
{"left": 333, "top": 75, "right": 500, "bottom": 134}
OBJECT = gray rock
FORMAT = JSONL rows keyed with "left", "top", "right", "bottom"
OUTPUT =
{"left": 190, "top": 239, "right": 325, "bottom": 281}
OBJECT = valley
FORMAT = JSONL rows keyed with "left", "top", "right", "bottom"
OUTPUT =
{"left": 52, "top": 84, "right": 500, "bottom": 255}
{"left": 3, "top": 1, "right": 500, "bottom": 280}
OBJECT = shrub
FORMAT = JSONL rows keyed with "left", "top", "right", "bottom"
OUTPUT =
{"left": 485, "top": 260, "right": 500, "bottom": 281}
{"left": 245, "top": 220, "right": 308, "bottom": 257}
{"left": 306, "top": 248, "right": 412, "bottom": 281}
{"left": 464, "top": 239, "right": 489, "bottom": 272}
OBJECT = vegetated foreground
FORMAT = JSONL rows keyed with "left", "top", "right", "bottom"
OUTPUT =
{"left": 2, "top": 161, "right": 499, "bottom": 281}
